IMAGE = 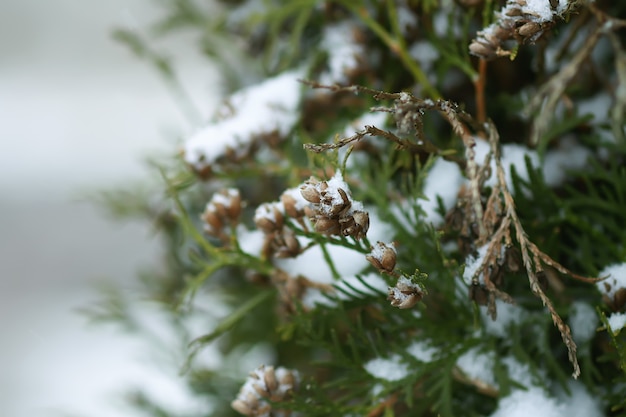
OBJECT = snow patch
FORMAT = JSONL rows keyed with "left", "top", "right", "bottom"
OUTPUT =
{"left": 364, "top": 354, "right": 409, "bottom": 381}
{"left": 184, "top": 70, "right": 303, "bottom": 170}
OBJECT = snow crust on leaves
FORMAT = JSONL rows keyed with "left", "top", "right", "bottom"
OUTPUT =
{"left": 184, "top": 70, "right": 303, "bottom": 170}
{"left": 363, "top": 354, "right": 409, "bottom": 381}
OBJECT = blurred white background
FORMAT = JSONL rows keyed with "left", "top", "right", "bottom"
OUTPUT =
{"left": 0, "top": 0, "right": 219, "bottom": 415}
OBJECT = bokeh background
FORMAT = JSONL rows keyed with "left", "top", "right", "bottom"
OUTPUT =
{"left": 0, "top": 1, "right": 219, "bottom": 415}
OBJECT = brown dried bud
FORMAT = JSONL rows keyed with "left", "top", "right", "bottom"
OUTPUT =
{"left": 490, "top": 264, "right": 505, "bottom": 287}
{"left": 469, "top": 40, "right": 496, "bottom": 58}
{"left": 255, "top": 217, "right": 277, "bottom": 234}
{"left": 273, "top": 228, "right": 301, "bottom": 258}
{"left": 313, "top": 216, "right": 341, "bottom": 235}
{"left": 351, "top": 210, "right": 370, "bottom": 240}
{"left": 615, "top": 288, "right": 626, "bottom": 311}
{"left": 201, "top": 209, "right": 223, "bottom": 234}
{"left": 278, "top": 369, "right": 296, "bottom": 388}
{"left": 254, "top": 204, "right": 284, "bottom": 234}
{"left": 388, "top": 277, "right": 423, "bottom": 309}
{"left": 300, "top": 182, "right": 321, "bottom": 204}
{"left": 226, "top": 191, "right": 242, "bottom": 221}
{"left": 605, "top": 287, "right": 626, "bottom": 312}
{"left": 281, "top": 193, "right": 303, "bottom": 219}
{"left": 505, "top": 6, "right": 523, "bottom": 17}
{"left": 327, "top": 188, "right": 352, "bottom": 217}
{"left": 366, "top": 241, "right": 397, "bottom": 274}
{"left": 517, "top": 21, "right": 541, "bottom": 38}
{"left": 469, "top": 282, "right": 489, "bottom": 306}
{"left": 504, "top": 245, "right": 522, "bottom": 273}
{"left": 231, "top": 399, "right": 253, "bottom": 416}
{"left": 263, "top": 366, "right": 278, "bottom": 393}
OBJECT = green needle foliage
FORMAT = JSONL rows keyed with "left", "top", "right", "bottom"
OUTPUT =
{"left": 88, "top": 0, "right": 626, "bottom": 416}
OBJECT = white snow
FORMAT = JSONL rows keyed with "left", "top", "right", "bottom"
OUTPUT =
{"left": 597, "top": 263, "right": 626, "bottom": 300}
{"left": 369, "top": 241, "right": 396, "bottom": 262}
{"left": 419, "top": 157, "right": 465, "bottom": 225}
{"left": 522, "top": 0, "right": 568, "bottom": 22}
{"left": 277, "top": 210, "right": 390, "bottom": 285}
{"left": 184, "top": 70, "right": 303, "bottom": 170}
{"left": 462, "top": 245, "right": 490, "bottom": 285}
{"left": 489, "top": 352, "right": 604, "bottom": 417}
{"left": 569, "top": 301, "right": 598, "bottom": 344}
{"left": 558, "top": 381, "right": 604, "bottom": 417}
{"left": 210, "top": 188, "right": 239, "bottom": 207}
{"left": 254, "top": 202, "right": 283, "bottom": 223}
{"left": 406, "top": 340, "right": 437, "bottom": 363}
{"left": 363, "top": 354, "right": 409, "bottom": 381}
{"left": 282, "top": 186, "right": 310, "bottom": 212}
{"left": 578, "top": 93, "right": 611, "bottom": 124}
{"left": 474, "top": 140, "right": 540, "bottom": 191}
{"left": 319, "top": 22, "right": 364, "bottom": 85}
{"left": 456, "top": 348, "right": 498, "bottom": 389}
{"left": 237, "top": 226, "right": 266, "bottom": 257}
{"left": 482, "top": 300, "right": 526, "bottom": 338}
{"left": 501, "top": 355, "right": 535, "bottom": 387}
{"left": 542, "top": 137, "right": 591, "bottom": 187}
{"left": 490, "top": 387, "right": 565, "bottom": 417}
{"left": 608, "top": 312, "right": 626, "bottom": 334}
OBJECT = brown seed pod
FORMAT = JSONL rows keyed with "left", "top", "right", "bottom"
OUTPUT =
{"left": 469, "top": 40, "right": 496, "bottom": 58}
{"left": 281, "top": 193, "right": 302, "bottom": 219}
{"left": 366, "top": 242, "right": 397, "bottom": 274}
{"left": 263, "top": 366, "right": 278, "bottom": 393}
{"left": 517, "top": 21, "right": 541, "bottom": 38}
{"left": 504, "top": 245, "right": 522, "bottom": 273}
{"left": 470, "top": 282, "right": 489, "bottom": 306}
{"left": 313, "top": 216, "right": 341, "bottom": 234}
{"left": 300, "top": 183, "right": 321, "bottom": 204}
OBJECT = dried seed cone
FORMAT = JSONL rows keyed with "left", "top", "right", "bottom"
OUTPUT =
{"left": 366, "top": 241, "right": 397, "bottom": 274}
{"left": 388, "top": 277, "right": 423, "bottom": 309}
{"left": 469, "top": 0, "right": 562, "bottom": 60}
{"left": 232, "top": 365, "right": 300, "bottom": 416}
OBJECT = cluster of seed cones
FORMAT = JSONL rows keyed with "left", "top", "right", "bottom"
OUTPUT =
{"left": 299, "top": 176, "right": 370, "bottom": 240}
{"left": 231, "top": 365, "right": 299, "bottom": 417}
{"left": 201, "top": 188, "right": 242, "bottom": 242}
{"left": 469, "top": 0, "right": 566, "bottom": 59}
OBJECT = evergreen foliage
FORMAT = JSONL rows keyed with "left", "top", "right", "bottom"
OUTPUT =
{"left": 89, "top": 0, "right": 626, "bottom": 415}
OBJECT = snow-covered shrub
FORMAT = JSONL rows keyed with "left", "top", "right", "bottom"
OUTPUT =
{"left": 91, "top": 1, "right": 626, "bottom": 415}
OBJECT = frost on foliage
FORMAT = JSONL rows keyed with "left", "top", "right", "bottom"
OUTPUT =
{"left": 364, "top": 354, "right": 409, "bottom": 382}
{"left": 184, "top": 70, "right": 303, "bottom": 173}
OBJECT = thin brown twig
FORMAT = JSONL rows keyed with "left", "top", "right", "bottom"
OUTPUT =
{"left": 475, "top": 59, "right": 487, "bottom": 124}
